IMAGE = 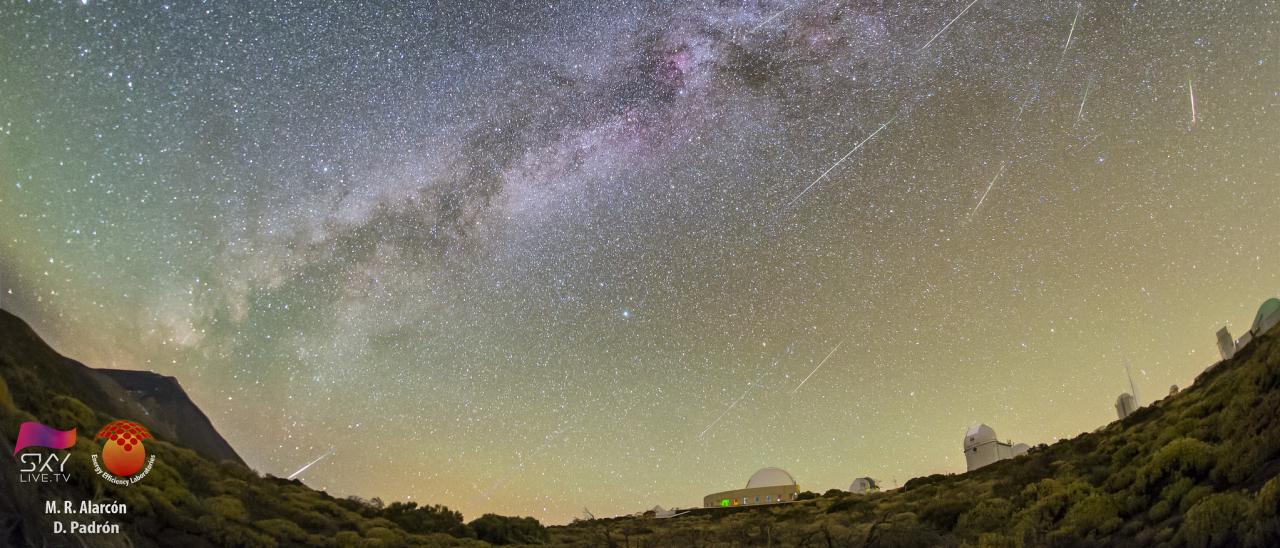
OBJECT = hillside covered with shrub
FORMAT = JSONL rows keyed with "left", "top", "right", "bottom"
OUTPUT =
{"left": 551, "top": 321, "right": 1280, "bottom": 547}
{"left": 0, "top": 309, "right": 546, "bottom": 547}
{"left": 5, "top": 308, "right": 1280, "bottom": 547}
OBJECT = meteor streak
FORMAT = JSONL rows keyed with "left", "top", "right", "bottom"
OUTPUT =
{"left": 793, "top": 341, "right": 844, "bottom": 393}
{"left": 697, "top": 385, "right": 752, "bottom": 438}
{"left": 698, "top": 361, "right": 776, "bottom": 439}
{"left": 287, "top": 447, "right": 335, "bottom": 480}
{"left": 749, "top": 5, "right": 791, "bottom": 33}
{"left": 970, "top": 162, "right": 1006, "bottom": 218}
{"left": 1077, "top": 81, "right": 1091, "bottom": 121}
{"left": 785, "top": 115, "right": 898, "bottom": 209}
{"left": 918, "top": 0, "right": 981, "bottom": 53}
{"left": 1188, "top": 78, "right": 1197, "bottom": 127}
{"left": 1059, "top": 4, "right": 1081, "bottom": 65}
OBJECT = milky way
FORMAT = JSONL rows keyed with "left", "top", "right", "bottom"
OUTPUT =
{"left": 2, "top": 1, "right": 1278, "bottom": 522}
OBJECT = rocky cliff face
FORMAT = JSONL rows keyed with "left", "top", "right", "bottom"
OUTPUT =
{"left": 95, "top": 369, "right": 242, "bottom": 465}
{"left": 0, "top": 309, "right": 242, "bottom": 466}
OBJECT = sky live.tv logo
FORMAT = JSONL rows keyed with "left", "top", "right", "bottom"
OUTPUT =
{"left": 14, "top": 422, "right": 76, "bottom": 483}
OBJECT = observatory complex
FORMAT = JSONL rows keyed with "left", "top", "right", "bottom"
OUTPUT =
{"left": 1217, "top": 297, "right": 1280, "bottom": 361}
{"left": 703, "top": 468, "right": 801, "bottom": 508}
{"left": 963, "top": 424, "right": 1029, "bottom": 472}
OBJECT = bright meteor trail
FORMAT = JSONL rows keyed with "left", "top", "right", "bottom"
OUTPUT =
{"left": 1189, "top": 78, "right": 1197, "bottom": 127}
{"left": 748, "top": 5, "right": 791, "bottom": 34}
{"left": 699, "top": 361, "right": 776, "bottom": 439}
{"left": 1078, "top": 81, "right": 1091, "bottom": 121}
{"left": 793, "top": 341, "right": 844, "bottom": 393}
{"left": 1059, "top": 4, "right": 1081, "bottom": 66}
{"left": 918, "top": 0, "right": 981, "bottom": 53}
{"left": 970, "top": 162, "right": 1007, "bottom": 218}
{"left": 784, "top": 115, "right": 898, "bottom": 209}
{"left": 287, "top": 447, "right": 335, "bottom": 480}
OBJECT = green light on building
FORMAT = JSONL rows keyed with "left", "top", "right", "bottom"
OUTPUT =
{"left": 720, "top": 499, "right": 730, "bottom": 507}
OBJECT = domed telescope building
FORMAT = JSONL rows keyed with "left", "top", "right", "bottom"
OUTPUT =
{"left": 703, "top": 467, "right": 801, "bottom": 508}
{"left": 849, "top": 477, "right": 879, "bottom": 495}
{"left": 1216, "top": 297, "right": 1280, "bottom": 361}
{"left": 964, "top": 424, "right": 1029, "bottom": 472}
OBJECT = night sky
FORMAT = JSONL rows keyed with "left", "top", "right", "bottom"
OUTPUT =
{"left": 2, "top": 0, "right": 1278, "bottom": 523}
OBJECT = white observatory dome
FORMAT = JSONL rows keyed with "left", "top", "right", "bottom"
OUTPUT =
{"left": 745, "top": 467, "right": 796, "bottom": 489}
{"left": 849, "top": 477, "right": 878, "bottom": 494}
{"left": 964, "top": 424, "right": 997, "bottom": 450}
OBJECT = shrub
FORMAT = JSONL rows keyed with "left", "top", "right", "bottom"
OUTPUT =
{"left": 1250, "top": 476, "right": 1280, "bottom": 546}
{"left": 333, "top": 530, "right": 362, "bottom": 546}
{"left": 919, "top": 498, "right": 968, "bottom": 533}
{"left": 976, "top": 531, "right": 1017, "bottom": 548}
{"left": 1058, "top": 493, "right": 1121, "bottom": 536}
{"left": 1182, "top": 492, "right": 1251, "bottom": 548}
{"left": 255, "top": 518, "right": 307, "bottom": 543}
{"left": 47, "top": 395, "right": 97, "bottom": 432}
{"left": 957, "top": 498, "right": 1012, "bottom": 538}
{"left": 1136, "top": 438, "right": 1215, "bottom": 491}
{"left": 468, "top": 514, "right": 548, "bottom": 545}
{"left": 0, "top": 375, "right": 14, "bottom": 412}
{"left": 381, "top": 501, "right": 473, "bottom": 537}
{"left": 208, "top": 496, "right": 249, "bottom": 523}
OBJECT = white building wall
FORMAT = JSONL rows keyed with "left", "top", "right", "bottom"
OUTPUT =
{"left": 1217, "top": 327, "right": 1236, "bottom": 361}
{"left": 964, "top": 424, "right": 1028, "bottom": 472}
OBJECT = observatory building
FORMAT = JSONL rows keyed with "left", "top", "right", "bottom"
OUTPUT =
{"left": 1115, "top": 359, "right": 1142, "bottom": 420}
{"left": 963, "top": 424, "right": 1029, "bottom": 472}
{"left": 848, "top": 477, "right": 879, "bottom": 495}
{"left": 703, "top": 467, "right": 800, "bottom": 508}
{"left": 1217, "top": 297, "right": 1280, "bottom": 361}
{"left": 1115, "top": 393, "right": 1138, "bottom": 420}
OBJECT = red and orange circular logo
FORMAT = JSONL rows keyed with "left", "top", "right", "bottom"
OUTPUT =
{"left": 96, "top": 420, "right": 152, "bottom": 477}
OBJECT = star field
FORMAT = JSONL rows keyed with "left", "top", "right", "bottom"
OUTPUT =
{"left": 2, "top": 0, "right": 1278, "bottom": 523}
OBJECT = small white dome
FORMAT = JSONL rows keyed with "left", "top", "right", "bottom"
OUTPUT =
{"left": 964, "top": 424, "right": 997, "bottom": 449}
{"left": 745, "top": 467, "right": 796, "bottom": 489}
{"left": 849, "top": 477, "right": 877, "bottom": 494}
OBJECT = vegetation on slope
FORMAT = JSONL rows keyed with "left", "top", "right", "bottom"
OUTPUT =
{"left": 0, "top": 311, "right": 547, "bottom": 547}
{"left": 4, "top": 309, "right": 1279, "bottom": 547}
{"left": 550, "top": 322, "right": 1280, "bottom": 547}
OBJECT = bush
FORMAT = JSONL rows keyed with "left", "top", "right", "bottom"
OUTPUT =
{"left": 869, "top": 513, "right": 943, "bottom": 548}
{"left": 381, "top": 501, "right": 473, "bottom": 537}
{"left": 48, "top": 395, "right": 97, "bottom": 432}
{"left": 1136, "top": 438, "right": 1215, "bottom": 491}
{"left": 468, "top": 514, "right": 548, "bottom": 545}
{"left": 208, "top": 496, "right": 249, "bottom": 523}
{"left": 919, "top": 498, "right": 968, "bottom": 533}
{"left": 1250, "top": 476, "right": 1280, "bottom": 546}
{"left": 333, "top": 530, "right": 362, "bottom": 546}
{"left": 1058, "top": 493, "right": 1121, "bottom": 536}
{"left": 1182, "top": 492, "right": 1251, "bottom": 548}
{"left": 0, "top": 375, "right": 14, "bottom": 412}
{"left": 957, "top": 498, "right": 1012, "bottom": 538}
{"left": 254, "top": 518, "right": 307, "bottom": 543}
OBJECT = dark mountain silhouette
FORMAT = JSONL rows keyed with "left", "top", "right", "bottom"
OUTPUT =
{"left": 95, "top": 368, "right": 242, "bottom": 465}
{"left": 0, "top": 309, "right": 242, "bottom": 465}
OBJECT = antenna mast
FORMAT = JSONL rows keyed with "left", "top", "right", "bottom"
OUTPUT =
{"left": 1123, "top": 358, "right": 1140, "bottom": 406}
